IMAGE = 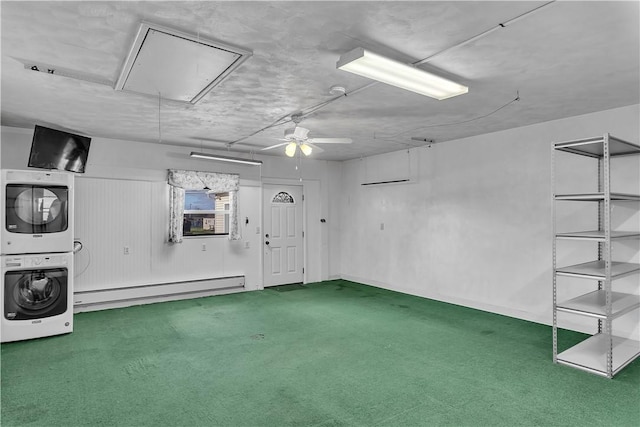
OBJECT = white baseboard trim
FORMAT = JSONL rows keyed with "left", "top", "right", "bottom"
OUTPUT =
{"left": 339, "top": 274, "right": 553, "bottom": 327}
{"left": 74, "top": 276, "right": 245, "bottom": 313}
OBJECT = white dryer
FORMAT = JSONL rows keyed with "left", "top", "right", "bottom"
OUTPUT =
{"left": 1, "top": 252, "right": 73, "bottom": 342}
{"left": 1, "top": 169, "right": 74, "bottom": 254}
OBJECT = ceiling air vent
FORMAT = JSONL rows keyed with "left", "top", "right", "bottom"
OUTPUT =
{"left": 115, "top": 22, "right": 252, "bottom": 104}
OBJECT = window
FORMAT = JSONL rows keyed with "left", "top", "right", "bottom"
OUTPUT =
{"left": 167, "top": 169, "right": 240, "bottom": 243}
{"left": 272, "top": 191, "right": 294, "bottom": 203}
{"left": 183, "top": 190, "right": 229, "bottom": 236}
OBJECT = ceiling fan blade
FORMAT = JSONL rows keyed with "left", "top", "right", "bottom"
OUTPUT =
{"left": 261, "top": 142, "right": 289, "bottom": 151}
{"left": 305, "top": 143, "right": 324, "bottom": 154}
{"left": 307, "top": 137, "right": 352, "bottom": 144}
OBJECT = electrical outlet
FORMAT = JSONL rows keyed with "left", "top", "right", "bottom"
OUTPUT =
{"left": 256, "top": 226, "right": 260, "bottom": 234}
{"left": 123, "top": 246, "right": 130, "bottom": 255}
{"left": 245, "top": 241, "right": 250, "bottom": 249}
{"left": 201, "top": 243, "right": 206, "bottom": 251}
{"left": 380, "top": 223, "right": 385, "bottom": 231}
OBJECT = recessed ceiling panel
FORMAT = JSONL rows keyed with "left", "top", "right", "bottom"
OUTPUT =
{"left": 115, "top": 22, "right": 251, "bottom": 103}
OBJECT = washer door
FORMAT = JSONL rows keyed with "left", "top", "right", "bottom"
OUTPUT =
{"left": 5, "top": 184, "right": 68, "bottom": 234}
{"left": 4, "top": 268, "right": 68, "bottom": 320}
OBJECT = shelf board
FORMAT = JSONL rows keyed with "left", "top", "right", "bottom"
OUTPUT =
{"left": 554, "top": 135, "right": 640, "bottom": 158}
{"left": 557, "top": 290, "right": 640, "bottom": 319}
{"left": 555, "top": 192, "right": 640, "bottom": 201}
{"left": 556, "top": 260, "right": 640, "bottom": 280}
{"left": 556, "top": 230, "right": 640, "bottom": 241}
{"left": 556, "top": 334, "right": 640, "bottom": 377}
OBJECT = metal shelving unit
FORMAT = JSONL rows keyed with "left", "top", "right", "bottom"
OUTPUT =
{"left": 552, "top": 134, "right": 640, "bottom": 378}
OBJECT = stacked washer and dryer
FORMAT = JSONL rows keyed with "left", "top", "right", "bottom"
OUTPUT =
{"left": 1, "top": 169, "right": 75, "bottom": 342}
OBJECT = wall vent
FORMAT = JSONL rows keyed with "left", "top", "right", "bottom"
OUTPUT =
{"left": 361, "top": 179, "right": 410, "bottom": 186}
{"left": 360, "top": 150, "right": 415, "bottom": 186}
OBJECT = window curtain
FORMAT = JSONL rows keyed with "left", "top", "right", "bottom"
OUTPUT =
{"left": 167, "top": 169, "right": 240, "bottom": 243}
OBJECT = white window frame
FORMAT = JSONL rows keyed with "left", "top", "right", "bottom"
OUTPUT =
{"left": 183, "top": 190, "right": 230, "bottom": 237}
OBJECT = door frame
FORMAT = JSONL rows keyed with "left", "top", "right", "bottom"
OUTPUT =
{"left": 260, "top": 178, "right": 310, "bottom": 289}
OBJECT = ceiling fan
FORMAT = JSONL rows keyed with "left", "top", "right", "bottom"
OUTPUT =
{"left": 261, "top": 114, "right": 352, "bottom": 157}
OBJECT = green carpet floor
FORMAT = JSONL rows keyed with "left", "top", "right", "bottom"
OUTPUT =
{"left": 1, "top": 280, "right": 638, "bottom": 426}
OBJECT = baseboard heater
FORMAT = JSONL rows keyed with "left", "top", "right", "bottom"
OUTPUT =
{"left": 73, "top": 276, "right": 245, "bottom": 313}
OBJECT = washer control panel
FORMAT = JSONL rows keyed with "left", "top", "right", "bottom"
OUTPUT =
{"left": 3, "top": 255, "right": 68, "bottom": 268}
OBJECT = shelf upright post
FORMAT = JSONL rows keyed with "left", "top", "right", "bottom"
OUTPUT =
{"left": 597, "top": 149, "right": 603, "bottom": 335}
{"left": 551, "top": 140, "right": 558, "bottom": 363}
{"left": 603, "top": 133, "right": 613, "bottom": 378}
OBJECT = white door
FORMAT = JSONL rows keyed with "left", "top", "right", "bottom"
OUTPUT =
{"left": 263, "top": 184, "right": 303, "bottom": 287}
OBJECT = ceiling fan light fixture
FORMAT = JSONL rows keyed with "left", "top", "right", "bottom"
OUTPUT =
{"left": 337, "top": 47, "right": 468, "bottom": 100}
{"left": 285, "top": 142, "right": 298, "bottom": 157}
{"left": 300, "top": 143, "right": 313, "bottom": 156}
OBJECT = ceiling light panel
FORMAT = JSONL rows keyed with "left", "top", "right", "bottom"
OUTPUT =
{"left": 337, "top": 47, "right": 468, "bottom": 100}
{"left": 190, "top": 152, "right": 262, "bottom": 165}
{"left": 115, "top": 22, "right": 252, "bottom": 103}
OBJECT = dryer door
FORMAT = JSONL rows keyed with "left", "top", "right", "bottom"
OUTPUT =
{"left": 4, "top": 267, "right": 68, "bottom": 320}
{"left": 5, "top": 185, "right": 68, "bottom": 234}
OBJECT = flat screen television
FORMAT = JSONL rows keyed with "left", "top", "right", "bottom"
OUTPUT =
{"left": 28, "top": 125, "right": 91, "bottom": 173}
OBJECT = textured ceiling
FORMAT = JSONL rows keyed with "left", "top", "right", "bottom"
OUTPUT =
{"left": 1, "top": 1, "right": 639, "bottom": 161}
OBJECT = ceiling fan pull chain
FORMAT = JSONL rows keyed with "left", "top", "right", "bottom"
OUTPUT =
{"left": 158, "top": 92, "right": 162, "bottom": 143}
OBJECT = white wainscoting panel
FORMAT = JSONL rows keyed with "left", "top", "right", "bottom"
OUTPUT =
{"left": 74, "top": 177, "right": 153, "bottom": 291}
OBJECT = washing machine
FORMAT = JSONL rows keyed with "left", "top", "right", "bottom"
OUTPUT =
{"left": 1, "top": 169, "right": 74, "bottom": 254}
{"left": 1, "top": 252, "right": 73, "bottom": 342}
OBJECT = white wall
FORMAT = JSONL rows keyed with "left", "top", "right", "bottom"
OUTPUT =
{"left": 1, "top": 126, "right": 343, "bottom": 295}
{"left": 2, "top": 103, "right": 637, "bottom": 331}
{"left": 339, "top": 104, "right": 640, "bottom": 334}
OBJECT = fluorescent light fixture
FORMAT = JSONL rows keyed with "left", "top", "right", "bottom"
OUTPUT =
{"left": 337, "top": 47, "right": 468, "bottom": 100}
{"left": 190, "top": 152, "right": 262, "bottom": 165}
{"left": 285, "top": 142, "right": 297, "bottom": 157}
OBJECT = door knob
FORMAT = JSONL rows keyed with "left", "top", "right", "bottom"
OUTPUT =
{"left": 265, "top": 241, "right": 270, "bottom": 245}
{"left": 265, "top": 233, "right": 269, "bottom": 238}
